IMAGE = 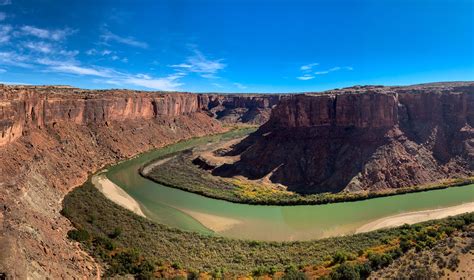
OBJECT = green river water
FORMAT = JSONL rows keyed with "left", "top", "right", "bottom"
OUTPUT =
{"left": 106, "top": 129, "right": 474, "bottom": 241}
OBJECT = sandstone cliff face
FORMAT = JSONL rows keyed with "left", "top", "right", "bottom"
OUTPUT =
{"left": 0, "top": 88, "right": 274, "bottom": 148}
{"left": 269, "top": 92, "right": 398, "bottom": 128}
{"left": 0, "top": 84, "right": 281, "bottom": 279}
{"left": 0, "top": 85, "right": 282, "bottom": 279}
{"left": 214, "top": 83, "right": 474, "bottom": 193}
{"left": 0, "top": 86, "right": 205, "bottom": 147}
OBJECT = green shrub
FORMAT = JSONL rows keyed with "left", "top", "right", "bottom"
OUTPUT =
{"left": 67, "top": 229, "right": 90, "bottom": 242}
{"left": 172, "top": 262, "right": 182, "bottom": 269}
{"left": 329, "top": 263, "right": 360, "bottom": 280}
{"left": 331, "top": 251, "right": 348, "bottom": 265}
{"left": 282, "top": 269, "right": 308, "bottom": 280}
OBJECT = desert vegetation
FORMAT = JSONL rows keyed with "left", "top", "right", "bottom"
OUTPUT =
{"left": 62, "top": 180, "right": 474, "bottom": 279}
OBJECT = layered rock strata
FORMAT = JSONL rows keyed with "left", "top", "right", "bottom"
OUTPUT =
{"left": 213, "top": 83, "right": 474, "bottom": 193}
{"left": 0, "top": 85, "right": 277, "bottom": 278}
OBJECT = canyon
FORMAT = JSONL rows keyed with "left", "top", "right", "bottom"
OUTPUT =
{"left": 0, "top": 82, "right": 473, "bottom": 278}
{"left": 213, "top": 82, "right": 474, "bottom": 193}
{"left": 0, "top": 85, "right": 276, "bottom": 278}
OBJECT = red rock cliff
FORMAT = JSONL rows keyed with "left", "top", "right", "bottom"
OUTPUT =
{"left": 0, "top": 86, "right": 206, "bottom": 146}
{"left": 0, "top": 85, "right": 281, "bottom": 279}
{"left": 214, "top": 83, "right": 474, "bottom": 193}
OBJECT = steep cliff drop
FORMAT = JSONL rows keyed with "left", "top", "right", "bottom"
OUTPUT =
{"left": 200, "top": 94, "right": 284, "bottom": 124}
{"left": 213, "top": 82, "right": 474, "bottom": 194}
{"left": 0, "top": 85, "right": 276, "bottom": 279}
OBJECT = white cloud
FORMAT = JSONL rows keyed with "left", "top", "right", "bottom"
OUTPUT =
{"left": 47, "top": 60, "right": 184, "bottom": 91}
{"left": 101, "top": 29, "right": 148, "bottom": 48}
{"left": 24, "top": 41, "right": 54, "bottom": 53}
{"left": 50, "top": 64, "right": 114, "bottom": 77}
{"left": 300, "top": 62, "right": 319, "bottom": 71}
{"left": 315, "top": 66, "right": 353, "bottom": 75}
{"left": 0, "top": 23, "right": 183, "bottom": 91}
{"left": 19, "top": 25, "right": 76, "bottom": 41}
{"left": 0, "top": 0, "right": 11, "bottom": 5}
{"left": 170, "top": 49, "right": 226, "bottom": 78}
{"left": 0, "top": 51, "right": 33, "bottom": 68}
{"left": 0, "top": 24, "right": 12, "bottom": 44}
{"left": 122, "top": 75, "right": 182, "bottom": 91}
{"left": 297, "top": 74, "right": 315, "bottom": 80}
{"left": 233, "top": 82, "right": 247, "bottom": 89}
{"left": 297, "top": 63, "right": 353, "bottom": 80}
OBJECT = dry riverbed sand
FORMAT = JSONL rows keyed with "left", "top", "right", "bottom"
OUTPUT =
{"left": 91, "top": 172, "right": 146, "bottom": 217}
{"left": 356, "top": 202, "right": 474, "bottom": 233}
{"left": 179, "top": 209, "right": 242, "bottom": 233}
{"left": 92, "top": 171, "right": 242, "bottom": 233}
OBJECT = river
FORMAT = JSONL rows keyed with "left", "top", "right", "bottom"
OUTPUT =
{"left": 105, "top": 129, "right": 474, "bottom": 241}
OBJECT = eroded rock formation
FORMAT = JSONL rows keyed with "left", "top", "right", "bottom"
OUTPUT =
{"left": 200, "top": 94, "right": 283, "bottom": 124}
{"left": 213, "top": 82, "right": 474, "bottom": 193}
{"left": 0, "top": 85, "right": 276, "bottom": 278}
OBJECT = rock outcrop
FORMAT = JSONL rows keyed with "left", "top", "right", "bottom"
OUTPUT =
{"left": 0, "top": 85, "right": 278, "bottom": 279}
{"left": 200, "top": 94, "right": 283, "bottom": 124}
{"left": 213, "top": 82, "right": 474, "bottom": 193}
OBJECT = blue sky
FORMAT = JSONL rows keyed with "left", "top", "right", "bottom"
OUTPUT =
{"left": 0, "top": 0, "right": 473, "bottom": 93}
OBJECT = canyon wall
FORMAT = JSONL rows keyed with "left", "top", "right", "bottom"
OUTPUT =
{"left": 1, "top": 82, "right": 472, "bottom": 278}
{"left": 200, "top": 94, "right": 283, "bottom": 124}
{"left": 214, "top": 83, "right": 474, "bottom": 193}
{"left": 0, "top": 85, "right": 277, "bottom": 279}
{"left": 0, "top": 86, "right": 277, "bottom": 147}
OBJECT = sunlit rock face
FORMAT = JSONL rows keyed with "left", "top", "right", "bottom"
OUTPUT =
{"left": 213, "top": 82, "right": 474, "bottom": 194}
{"left": 0, "top": 84, "right": 283, "bottom": 279}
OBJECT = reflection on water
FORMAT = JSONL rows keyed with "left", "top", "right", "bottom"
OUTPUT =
{"left": 106, "top": 130, "right": 474, "bottom": 241}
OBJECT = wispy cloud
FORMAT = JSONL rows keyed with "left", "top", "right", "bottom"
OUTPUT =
{"left": 0, "top": 24, "right": 11, "bottom": 43}
{"left": 297, "top": 74, "right": 315, "bottom": 80}
{"left": 23, "top": 41, "right": 54, "bottom": 53}
{"left": 300, "top": 62, "right": 319, "bottom": 71}
{"left": 0, "top": 51, "right": 33, "bottom": 68}
{"left": 86, "top": 48, "right": 127, "bottom": 63}
{"left": 122, "top": 74, "right": 183, "bottom": 91}
{"left": 101, "top": 29, "right": 148, "bottom": 49}
{"left": 297, "top": 62, "right": 319, "bottom": 80}
{"left": 0, "top": 0, "right": 11, "bottom": 5}
{"left": 170, "top": 49, "right": 226, "bottom": 78}
{"left": 19, "top": 25, "right": 76, "bottom": 41}
{"left": 315, "top": 66, "right": 353, "bottom": 75}
{"left": 0, "top": 23, "right": 183, "bottom": 91}
{"left": 297, "top": 64, "right": 353, "bottom": 80}
{"left": 0, "top": 12, "right": 6, "bottom": 21}
{"left": 49, "top": 64, "right": 115, "bottom": 78}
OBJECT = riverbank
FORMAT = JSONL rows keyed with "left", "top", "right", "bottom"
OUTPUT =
{"left": 142, "top": 146, "right": 474, "bottom": 206}
{"left": 91, "top": 172, "right": 146, "bottom": 217}
{"left": 62, "top": 180, "right": 474, "bottom": 278}
{"left": 356, "top": 202, "right": 474, "bottom": 233}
